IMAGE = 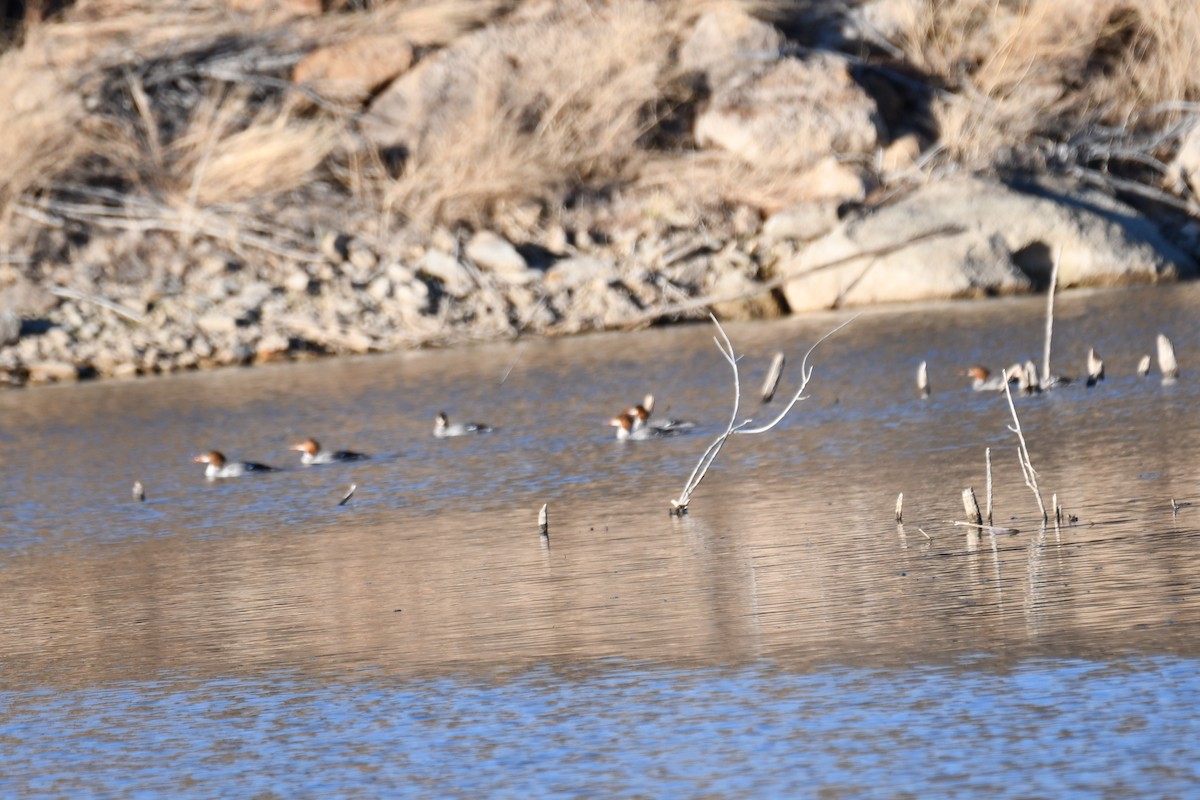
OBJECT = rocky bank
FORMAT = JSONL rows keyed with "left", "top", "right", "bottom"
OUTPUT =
{"left": 1, "top": 1, "right": 1198, "bottom": 386}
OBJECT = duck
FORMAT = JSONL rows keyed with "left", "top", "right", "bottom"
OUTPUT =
{"left": 963, "top": 365, "right": 1018, "bottom": 392}
{"left": 289, "top": 438, "right": 368, "bottom": 465}
{"left": 433, "top": 411, "right": 493, "bottom": 438}
{"left": 609, "top": 411, "right": 688, "bottom": 441}
{"left": 193, "top": 450, "right": 277, "bottom": 479}
{"left": 624, "top": 393, "right": 696, "bottom": 434}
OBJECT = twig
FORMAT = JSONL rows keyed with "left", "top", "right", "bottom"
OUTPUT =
{"left": 669, "top": 314, "right": 852, "bottom": 514}
{"left": 49, "top": 287, "right": 147, "bottom": 324}
{"left": 953, "top": 521, "right": 1019, "bottom": 534}
{"left": 1002, "top": 371, "right": 1049, "bottom": 523}
{"left": 985, "top": 447, "right": 993, "bottom": 525}
{"left": 338, "top": 484, "right": 357, "bottom": 506}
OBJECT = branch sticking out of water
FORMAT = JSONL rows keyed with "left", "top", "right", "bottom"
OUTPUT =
{"left": 669, "top": 314, "right": 852, "bottom": 515}
{"left": 1002, "top": 371, "right": 1048, "bottom": 523}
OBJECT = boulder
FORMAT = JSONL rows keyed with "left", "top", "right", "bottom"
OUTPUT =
{"left": 293, "top": 35, "right": 414, "bottom": 105}
{"left": 466, "top": 231, "right": 540, "bottom": 285}
{"left": 779, "top": 175, "right": 1198, "bottom": 312}
{"left": 763, "top": 202, "right": 841, "bottom": 242}
{"left": 417, "top": 250, "right": 474, "bottom": 297}
{"left": 695, "top": 54, "right": 885, "bottom": 169}
{"left": 679, "top": 7, "right": 784, "bottom": 90}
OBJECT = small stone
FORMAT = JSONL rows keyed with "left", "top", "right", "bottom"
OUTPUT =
{"left": 367, "top": 275, "right": 393, "bottom": 301}
{"left": 0, "top": 310, "right": 20, "bottom": 346}
{"left": 284, "top": 268, "right": 313, "bottom": 294}
{"left": 27, "top": 360, "right": 78, "bottom": 383}
{"left": 320, "top": 231, "right": 351, "bottom": 263}
{"left": 417, "top": 250, "right": 474, "bottom": 297}
{"left": 763, "top": 202, "right": 841, "bottom": 242}
{"left": 256, "top": 332, "right": 291, "bottom": 361}
{"left": 466, "top": 230, "right": 528, "bottom": 277}
{"left": 347, "top": 241, "right": 378, "bottom": 273}
{"left": 197, "top": 311, "right": 239, "bottom": 335}
{"left": 544, "top": 256, "right": 618, "bottom": 290}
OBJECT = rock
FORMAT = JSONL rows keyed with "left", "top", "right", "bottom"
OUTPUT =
{"left": 544, "top": 256, "right": 618, "bottom": 290}
{"left": 708, "top": 269, "right": 785, "bottom": 321}
{"left": 882, "top": 132, "right": 922, "bottom": 173}
{"left": 27, "top": 360, "right": 78, "bottom": 383}
{"left": 763, "top": 202, "right": 841, "bottom": 242}
{"left": 695, "top": 54, "right": 885, "bottom": 169}
{"left": 0, "top": 276, "right": 58, "bottom": 316}
{"left": 779, "top": 175, "right": 1198, "bottom": 312}
{"left": 797, "top": 157, "right": 872, "bottom": 202}
{"left": 255, "top": 332, "right": 291, "bottom": 362}
{"left": 367, "top": 275, "right": 392, "bottom": 302}
{"left": 346, "top": 240, "right": 378, "bottom": 274}
{"left": 284, "top": 268, "right": 313, "bottom": 294}
{"left": 197, "top": 311, "right": 239, "bottom": 335}
{"left": 320, "top": 231, "right": 351, "bottom": 263}
{"left": 292, "top": 35, "right": 414, "bottom": 105}
{"left": 0, "top": 310, "right": 20, "bottom": 346}
{"left": 1167, "top": 124, "right": 1200, "bottom": 199}
{"left": 466, "top": 231, "right": 537, "bottom": 283}
{"left": 679, "top": 7, "right": 784, "bottom": 90}
{"left": 417, "top": 250, "right": 474, "bottom": 297}
{"left": 225, "top": 0, "right": 321, "bottom": 19}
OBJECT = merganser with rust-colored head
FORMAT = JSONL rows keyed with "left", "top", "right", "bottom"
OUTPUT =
{"left": 623, "top": 393, "right": 696, "bottom": 434}
{"left": 289, "top": 438, "right": 369, "bottom": 465}
{"left": 963, "top": 364, "right": 1023, "bottom": 392}
{"left": 193, "top": 450, "right": 277, "bottom": 479}
{"left": 433, "top": 412, "right": 493, "bottom": 438}
{"left": 608, "top": 411, "right": 690, "bottom": 441}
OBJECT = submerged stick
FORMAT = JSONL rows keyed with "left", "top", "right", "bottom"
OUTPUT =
{"left": 761, "top": 352, "right": 785, "bottom": 403}
{"left": 962, "top": 487, "right": 982, "bottom": 524}
{"left": 985, "top": 447, "right": 993, "bottom": 526}
{"left": 1042, "top": 247, "right": 1061, "bottom": 381}
{"left": 1157, "top": 333, "right": 1179, "bottom": 381}
{"left": 1002, "top": 371, "right": 1049, "bottom": 523}
{"left": 953, "top": 521, "right": 1019, "bottom": 535}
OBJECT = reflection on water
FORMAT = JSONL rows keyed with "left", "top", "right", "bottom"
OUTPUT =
{"left": 2, "top": 283, "right": 1200, "bottom": 795}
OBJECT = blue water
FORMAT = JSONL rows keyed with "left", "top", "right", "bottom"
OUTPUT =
{"left": 3, "top": 657, "right": 1197, "bottom": 798}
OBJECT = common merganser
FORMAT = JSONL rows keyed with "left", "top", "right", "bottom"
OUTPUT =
{"left": 964, "top": 365, "right": 1019, "bottom": 392}
{"left": 1086, "top": 348, "right": 1104, "bottom": 387}
{"left": 289, "top": 438, "right": 368, "bottom": 465}
{"left": 193, "top": 450, "right": 277, "bottom": 479}
{"left": 624, "top": 393, "right": 696, "bottom": 434}
{"left": 609, "top": 411, "right": 687, "bottom": 441}
{"left": 434, "top": 411, "right": 493, "bottom": 438}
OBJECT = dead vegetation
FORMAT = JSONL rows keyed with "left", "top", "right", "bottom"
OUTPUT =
{"left": 0, "top": 0, "right": 1198, "bottom": 271}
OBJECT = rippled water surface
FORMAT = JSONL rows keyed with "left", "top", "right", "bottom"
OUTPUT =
{"left": 3, "top": 284, "right": 1200, "bottom": 797}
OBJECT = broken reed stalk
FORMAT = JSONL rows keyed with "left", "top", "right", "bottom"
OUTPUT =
{"left": 669, "top": 313, "right": 853, "bottom": 515}
{"left": 538, "top": 503, "right": 549, "bottom": 538}
{"left": 895, "top": 492, "right": 904, "bottom": 523}
{"left": 1042, "top": 247, "right": 1061, "bottom": 381}
{"left": 985, "top": 447, "right": 993, "bottom": 526}
{"left": 953, "top": 521, "right": 1019, "bottom": 535}
{"left": 338, "top": 484, "right": 357, "bottom": 506}
{"left": 1002, "top": 371, "right": 1049, "bottom": 523}
{"left": 1157, "top": 333, "right": 1179, "bottom": 380}
{"left": 761, "top": 352, "right": 785, "bottom": 403}
{"left": 962, "top": 487, "right": 982, "bottom": 524}
{"left": 917, "top": 360, "right": 930, "bottom": 398}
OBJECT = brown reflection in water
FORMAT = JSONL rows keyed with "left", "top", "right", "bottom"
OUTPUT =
{"left": 3, "top": 284, "right": 1200, "bottom": 688}
{"left": 3, "top": 480, "right": 1199, "bottom": 689}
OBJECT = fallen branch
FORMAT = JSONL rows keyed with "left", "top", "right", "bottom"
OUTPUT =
{"left": 669, "top": 313, "right": 853, "bottom": 515}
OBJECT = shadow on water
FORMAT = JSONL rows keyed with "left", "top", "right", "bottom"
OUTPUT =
{"left": 2, "top": 283, "right": 1200, "bottom": 795}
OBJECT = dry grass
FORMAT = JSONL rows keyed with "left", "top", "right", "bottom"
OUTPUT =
{"left": 1, "top": 0, "right": 1199, "bottom": 250}
{"left": 382, "top": 0, "right": 680, "bottom": 225}
{"left": 893, "top": 0, "right": 1200, "bottom": 165}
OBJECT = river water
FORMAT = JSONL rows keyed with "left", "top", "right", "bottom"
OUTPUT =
{"left": 2, "top": 284, "right": 1199, "bottom": 797}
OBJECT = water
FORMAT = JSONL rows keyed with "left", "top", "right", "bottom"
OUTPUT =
{"left": 2, "top": 284, "right": 1200, "bottom": 796}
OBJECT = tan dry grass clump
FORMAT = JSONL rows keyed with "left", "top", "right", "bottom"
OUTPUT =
{"left": 383, "top": 0, "right": 683, "bottom": 226}
{"left": 891, "top": 0, "right": 1200, "bottom": 165}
